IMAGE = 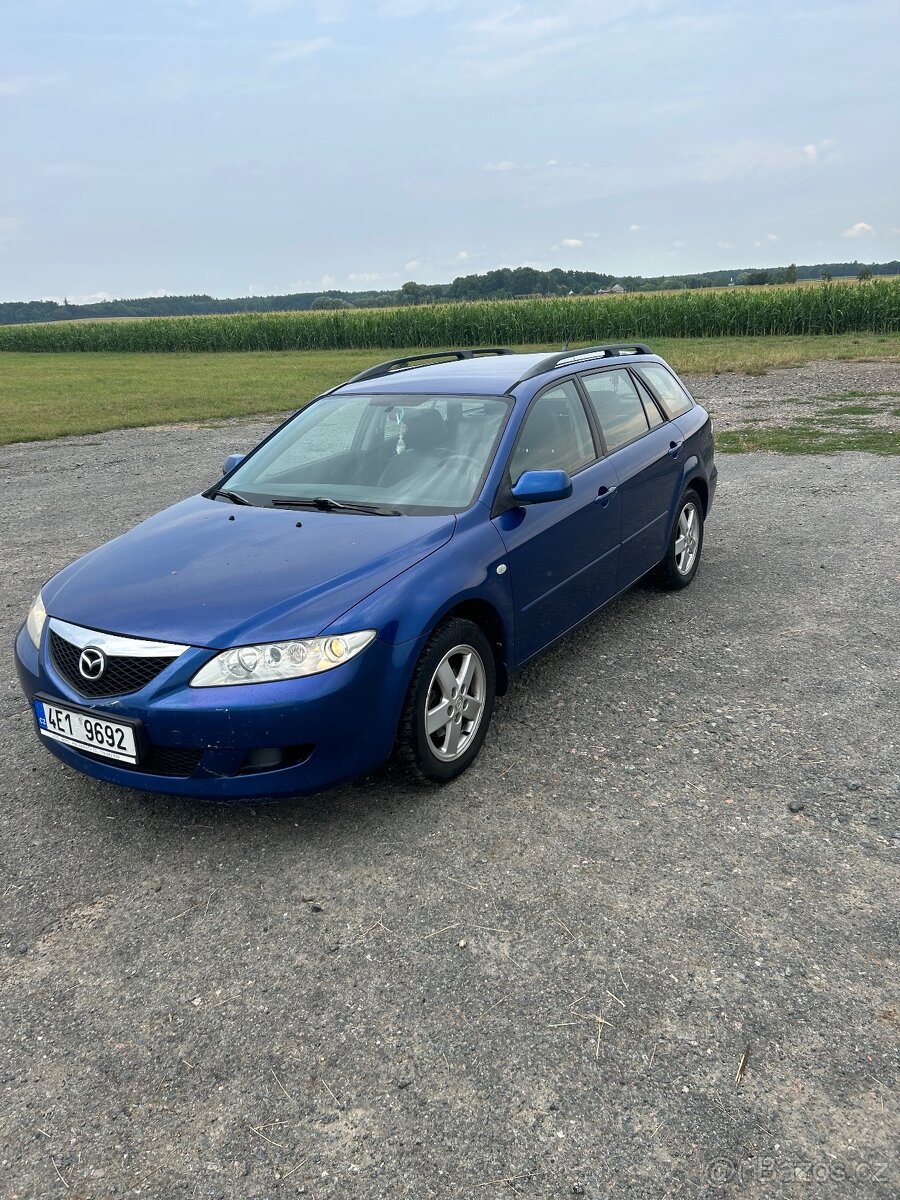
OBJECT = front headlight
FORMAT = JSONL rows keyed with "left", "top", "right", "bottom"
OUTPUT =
{"left": 189, "top": 630, "right": 376, "bottom": 688}
{"left": 26, "top": 592, "right": 47, "bottom": 650}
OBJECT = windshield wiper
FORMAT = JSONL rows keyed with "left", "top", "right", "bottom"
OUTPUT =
{"left": 206, "top": 488, "right": 252, "bottom": 506}
{"left": 271, "top": 496, "right": 401, "bottom": 516}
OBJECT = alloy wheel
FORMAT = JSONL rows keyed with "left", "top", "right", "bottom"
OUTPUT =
{"left": 674, "top": 501, "right": 700, "bottom": 575}
{"left": 424, "top": 644, "right": 486, "bottom": 762}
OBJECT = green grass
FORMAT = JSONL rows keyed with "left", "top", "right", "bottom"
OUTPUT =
{"left": 718, "top": 426, "right": 900, "bottom": 455}
{"left": 1, "top": 334, "right": 900, "bottom": 446}
{"left": 1, "top": 279, "right": 898, "bottom": 352}
{"left": 815, "top": 389, "right": 900, "bottom": 401}
{"left": 0, "top": 350, "right": 383, "bottom": 444}
{"left": 823, "top": 404, "right": 880, "bottom": 415}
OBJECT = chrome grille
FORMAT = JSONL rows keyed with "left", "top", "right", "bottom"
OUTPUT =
{"left": 47, "top": 618, "right": 188, "bottom": 699}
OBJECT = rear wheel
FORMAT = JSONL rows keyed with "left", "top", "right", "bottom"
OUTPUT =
{"left": 656, "top": 488, "right": 704, "bottom": 590}
{"left": 398, "top": 618, "right": 496, "bottom": 783}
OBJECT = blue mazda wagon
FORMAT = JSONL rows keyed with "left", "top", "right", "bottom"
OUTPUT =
{"left": 15, "top": 343, "right": 716, "bottom": 799}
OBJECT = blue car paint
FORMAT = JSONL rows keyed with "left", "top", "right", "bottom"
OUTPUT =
{"left": 15, "top": 350, "right": 716, "bottom": 799}
{"left": 493, "top": 456, "right": 621, "bottom": 664}
{"left": 15, "top": 621, "right": 421, "bottom": 799}
{"left": 41, "top": 498, "right": 456, "bottom": 647}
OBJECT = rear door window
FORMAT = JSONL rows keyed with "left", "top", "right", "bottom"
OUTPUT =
{"left": 634, "top": 364, "right": 693, "bottom": 418}
{"left": 580, "top": 368, "right": 650, "bottom": 452}
{"left": 633, "top": 373, "right": 666, "bottom": 429}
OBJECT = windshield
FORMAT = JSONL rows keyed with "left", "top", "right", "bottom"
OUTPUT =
{"left": 222, "top": 392, "right": 512, "bottom": 513}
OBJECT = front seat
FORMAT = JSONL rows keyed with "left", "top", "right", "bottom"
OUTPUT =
{"left": 378, "top": 408, "right": 447, "bottom": 489}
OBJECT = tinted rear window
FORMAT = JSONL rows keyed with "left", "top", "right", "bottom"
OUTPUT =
{"left": 635, "top": 364, "right": 693, "bottom": 419}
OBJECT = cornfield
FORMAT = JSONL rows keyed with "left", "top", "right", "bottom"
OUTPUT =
{"left": 1, "top": 281, "right": 897, "bottom": 352}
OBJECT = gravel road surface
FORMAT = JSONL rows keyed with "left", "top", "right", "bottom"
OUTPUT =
{"left": 1, "top": 365, "right": 898, "bottom": 1199}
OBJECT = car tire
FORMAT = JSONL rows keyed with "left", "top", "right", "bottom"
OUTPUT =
{"left": 397, "top": 617, "right": 496, "bottom": 784}
{"left": 656, "top": 488, "right": 704, "bottom": 590}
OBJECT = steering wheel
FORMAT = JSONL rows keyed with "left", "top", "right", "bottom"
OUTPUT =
{"left": 442, "top": 454, "right": 481, "bottom": 472}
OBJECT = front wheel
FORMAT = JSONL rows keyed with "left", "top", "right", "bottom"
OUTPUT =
{"left": 656, "top": 489, "right": 704, "bottom": 590}
{"left": 397, "top": 618, "right": 496, "bottom": 783}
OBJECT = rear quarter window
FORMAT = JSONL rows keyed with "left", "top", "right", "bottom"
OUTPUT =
{"left": 635, "top": 364, "right": 693, "bottom": 419}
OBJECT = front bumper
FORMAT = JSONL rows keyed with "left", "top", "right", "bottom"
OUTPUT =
{"left": 15, "top": 623, "right": 419, "bottom": 799}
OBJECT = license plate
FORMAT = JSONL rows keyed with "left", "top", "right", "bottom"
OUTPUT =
{"left": 34, "top": 698, "right": 139, "bottom": 764}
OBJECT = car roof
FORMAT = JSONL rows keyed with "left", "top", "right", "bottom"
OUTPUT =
{"left": 334, "top": 347, "right": 665, "bottom": 398}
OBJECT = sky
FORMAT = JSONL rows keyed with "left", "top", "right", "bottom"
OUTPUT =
{"left": 1, "top": 0, "right": 898, "bottom": 303}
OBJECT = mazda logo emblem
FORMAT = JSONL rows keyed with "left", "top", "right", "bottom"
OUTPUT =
{"left": 78, "top": 647, "right": 107, "bottom": 681}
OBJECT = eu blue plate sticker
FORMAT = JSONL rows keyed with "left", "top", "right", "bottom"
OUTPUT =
{"left": 34, "top": 700, "right": 47, "bottom": 728}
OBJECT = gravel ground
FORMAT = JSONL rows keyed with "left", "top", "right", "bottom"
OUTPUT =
{"left": 684, "top": 359, "right": 900, "bottom": 433}
{"left": 1, "top": 364, "right": 898, "bottom": 1199}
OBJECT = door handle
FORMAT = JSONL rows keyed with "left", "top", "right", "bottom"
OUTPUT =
{"left": 595, "top": 484, "right": 617, "bottom": 506}
{"left": 669, "top": 439, "right": 683, "bottom": 458}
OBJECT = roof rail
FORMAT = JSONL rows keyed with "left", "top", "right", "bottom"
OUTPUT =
{"left": 515, "top": 342, "right": 653, "bottom": 383}
{"left": 347, "top": 347, "right": 514, "bottom": 384}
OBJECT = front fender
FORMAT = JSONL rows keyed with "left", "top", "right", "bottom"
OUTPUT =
{"left": 322, "top": 503, "right": 514, "bottom": 666}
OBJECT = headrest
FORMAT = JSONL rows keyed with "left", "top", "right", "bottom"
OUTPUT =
{"left": 403, "top": 407, "right": 446, "bottom": 450}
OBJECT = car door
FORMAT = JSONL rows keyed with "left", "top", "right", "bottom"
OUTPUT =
{"left": 492, "top": 379, "right": 621, "bottom": 665}
{"left": 579, "top": 367, "right": 683, "bottom": 587}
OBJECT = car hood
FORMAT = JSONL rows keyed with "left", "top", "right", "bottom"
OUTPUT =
{"left": 42, "top": 496, "right": 456, "bottom": 648}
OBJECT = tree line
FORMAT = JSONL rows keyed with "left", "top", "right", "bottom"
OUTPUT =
{"left": 2, "top": 261, "right": 898, "bottom": 327}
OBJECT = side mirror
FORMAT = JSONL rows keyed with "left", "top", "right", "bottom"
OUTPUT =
{"left": 511, "top": 469, "right": 573, "bottom": 505}
{"left": 223, "top": 453, "right": 245, "bottom": 476}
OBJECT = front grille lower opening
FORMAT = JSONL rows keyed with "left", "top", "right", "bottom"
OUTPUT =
{"left": 76, "top": 744, "right": 205, "bottom": 778}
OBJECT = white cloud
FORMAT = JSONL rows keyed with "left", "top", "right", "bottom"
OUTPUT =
{"left": 672, "top": 239, "right": 687, "bottom": 249}
{"left": 378, "top": 0, "right": 465, "bottom": 14}
{"left": 560, "top": 238, "right": 583, "bottom": 248}
{"left": 349, "top": 271, "right": 398, "bottom": 283}
{"left": 716, "top": 241, "right": 734, "bottom": 250}
{"left": 42, "top": 161, "right": 91, "bottom": 179}
{"left": 484, "top": 160, "right": 517, "bottom": 172}
{"left": 312, "top": 0, "right": 348, "bottom": 21}
{"left": 691, "top": 138, "right": 836, "bottom": 182}
{"left": 0, "top": 75, "right": 58, "bottom": 97}
{"left": 288, "top": 273, "right": 337, "bottom": 290}
{"left": 404, "top": 260, "right": 420, "bottom": 271}
{"left": 628, "top": 224, "right": 640, "bottom": 232}
{"left": 247, "top": 0, "right": 294, "bottom": 13}
{"left": 249, "top": 0, "right": 346, "bottom": 16}
{"left": 42, "top": 291, "right": 115, "bottom": 305}
{"left": 802, "top": 137, "right": 836, "bottom": 164}
{"left": 841, "top": 221, "right": 874, "bottom": 238}
{"left": 455, "top": 250, "right": 470, "bottom": 261}
{"left": 265, "top": 37, "right": 333, "bottom": 65}
{"left": 471, "top": 9, "right": 568, "bottom": 40}
{"left": 453, "top": 6, "right": 579, "bottom": 82}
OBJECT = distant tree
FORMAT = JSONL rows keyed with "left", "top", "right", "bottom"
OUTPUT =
{"left": 310, "top": 295, "right": 351, "bottom": 310}
{"left": 399, "top": 281, "right": 427, "bottom": 306}
{"left": 821, "top": 271, "right": 833, "bottom": 283}
{"left": 857, "top": 265, "right": 873, "bottom": 282}
{"left": 744, "top": 270, "right": 770, "bottom": 286}
{"left": 784, "top": 263, "right": 798, "bottom": 284}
